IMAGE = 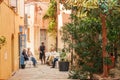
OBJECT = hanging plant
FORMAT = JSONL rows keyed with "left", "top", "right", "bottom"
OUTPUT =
{"left": 0, "top": 36, "right": 6, "bottom": 49}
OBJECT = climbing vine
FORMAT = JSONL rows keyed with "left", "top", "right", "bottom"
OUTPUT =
{"left": 43, "top": 0, "right": 57, "bottom": 37}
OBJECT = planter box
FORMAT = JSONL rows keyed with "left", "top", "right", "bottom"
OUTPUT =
{"left": 59, "top": 61, "right": 69, "bottom": 71}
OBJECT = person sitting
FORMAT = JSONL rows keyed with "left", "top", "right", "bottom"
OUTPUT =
{"left": 22, "top": 48, "right": 29, "bottom": 61}
{"left": 46, "top": 49, "right": 54, "bottom": 66}
{"left": 51, "top": 50, "right": 60, "bottom": 68}
{"left": 20, "top": 49, "right": 28, "bottom": 69}
{"left": 27, "top": 48, "right": 37, "bottom": 67}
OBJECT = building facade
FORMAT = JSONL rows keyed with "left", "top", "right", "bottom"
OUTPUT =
{"left": 57, "top": 3, "right": 71, "bottom": 51}
{"left": 0, "top": 0, "right": 24, "bottom": 79}
{"left": 25, "top": 0, "right": 56, "bottom": 60}
{"left": 24, "top": 0, "right": 71, "bottom": 55}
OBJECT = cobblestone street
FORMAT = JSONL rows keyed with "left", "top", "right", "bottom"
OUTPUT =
{"left": 9, "top": 62, "right": 69, "bottom": 80}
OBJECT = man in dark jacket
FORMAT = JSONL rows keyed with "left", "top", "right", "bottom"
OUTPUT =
{"left": 39, "top": 42, "right": 45, "bottom": 64}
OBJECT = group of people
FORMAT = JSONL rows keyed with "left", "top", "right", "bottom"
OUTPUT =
{"left": 46, "top": 48, "right": 60, "bottom": 68}
{"left": 21, "top": 42, "right": 60, "bottom": 69}
{"left": 21, "top": 48, "right": 37, "bottom": 68}
{"left": 39, "top": 42, "right": 60, "bottom": 68}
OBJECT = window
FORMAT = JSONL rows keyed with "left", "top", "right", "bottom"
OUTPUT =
{"left": 19, "top": 26, "right": 23, "bottom": 33}
{"left": 27, "top": 28, "right": 30, "bottom": 42}
{"left": 40, "top": 29, "right": 46, "bottom": 43}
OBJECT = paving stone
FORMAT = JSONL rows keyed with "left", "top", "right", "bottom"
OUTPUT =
{"left": 9, "top": 62, "right": 70, "bottom": 80}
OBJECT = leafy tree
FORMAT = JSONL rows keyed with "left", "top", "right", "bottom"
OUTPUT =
{"left": 61, "top": 0, "right": 120, "bottom": 79}
{"left": 62, "top": 14, "right": 102, "bottom": 79}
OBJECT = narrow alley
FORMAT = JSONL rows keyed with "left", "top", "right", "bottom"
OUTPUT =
{"left": 1, "top": 0, "right": 120, "bottom": 80}
{"left": 9, "top": 61, "right": 69, "bottom": 80}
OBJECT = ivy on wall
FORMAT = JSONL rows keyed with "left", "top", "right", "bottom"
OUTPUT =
{"left": 43, "top": 0, "right": 57, "bottom": 37}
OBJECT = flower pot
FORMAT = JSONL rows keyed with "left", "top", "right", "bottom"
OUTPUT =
{"left": 59, "top": 61, "right": 69, "bottom": 71}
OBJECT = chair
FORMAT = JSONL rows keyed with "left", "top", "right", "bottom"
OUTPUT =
{"left": 24, "top": 57, "right": 33, "bottom": 68}
{"left": 55, "top": 61, "right": 59, "bottom": 68}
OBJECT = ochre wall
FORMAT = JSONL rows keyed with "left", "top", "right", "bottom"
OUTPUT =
{"left": 0, "top": 2, "right": 23, "bottom": 79}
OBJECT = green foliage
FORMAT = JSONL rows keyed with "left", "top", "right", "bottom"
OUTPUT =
{"left": 106, "top": 8, "right": 120, "bottom": 55}
{"left": 43, "top": 0, "right": 57, "bottom": 18}
{"left": 103, "top": 57, "right": 112, "bottom": 65}
{"left": 60, "top": 51, "right": 66, "bottom": 61}
{"left": 62, "top": 14, "right": 103, "bottom": 75}
{"left": 48, "top": 19, "right": 56, "bottom": 33}
{"left": 98, "top": 0, "right": 120, "bottom": 14}
{"left": 61, "top": 0, "right": 120, "bottom": 79}
{"left": 0, "top": 36, "right": 6, "bottom": 49}
{"left": 69, "top": 70, "right": 88, "bottom": 79}
{"left": 43, "top": 0, "right": 57, "bottom": 36}
{"left": 107, "top": 10, "right": 120, "bottom": 42}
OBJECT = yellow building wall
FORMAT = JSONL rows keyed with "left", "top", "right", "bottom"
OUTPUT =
{"left": 0, "top": 2, "right": 23, "bottom": 79}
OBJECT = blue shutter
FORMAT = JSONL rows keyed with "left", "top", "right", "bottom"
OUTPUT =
{"left": 19, "top": 34, "right": 26, "bottom": 66}
{"left": 19, "top": 34, "right": 26, "bottom": 55}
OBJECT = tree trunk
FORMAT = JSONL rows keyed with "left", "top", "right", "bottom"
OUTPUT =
{"left": 100, "top": 13, "right": 108, "bottom": 77}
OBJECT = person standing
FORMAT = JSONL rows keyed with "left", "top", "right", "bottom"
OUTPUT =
{"left": 39, "top": 42, "right": 46, "bottom": 64}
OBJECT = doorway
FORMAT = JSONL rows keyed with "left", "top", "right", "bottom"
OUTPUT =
{"left": 19, "top": 34, "right": 26, "bottom": 68}
{"left": 40, "top": 29, "right": 46, "bottom": 47}
{"left": 11, "top": 34, "right": 14, "bottom": 72}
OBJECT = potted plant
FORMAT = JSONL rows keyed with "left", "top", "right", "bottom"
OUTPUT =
{"left": 59, "top": 49, "right": 69, "bottom": 71}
